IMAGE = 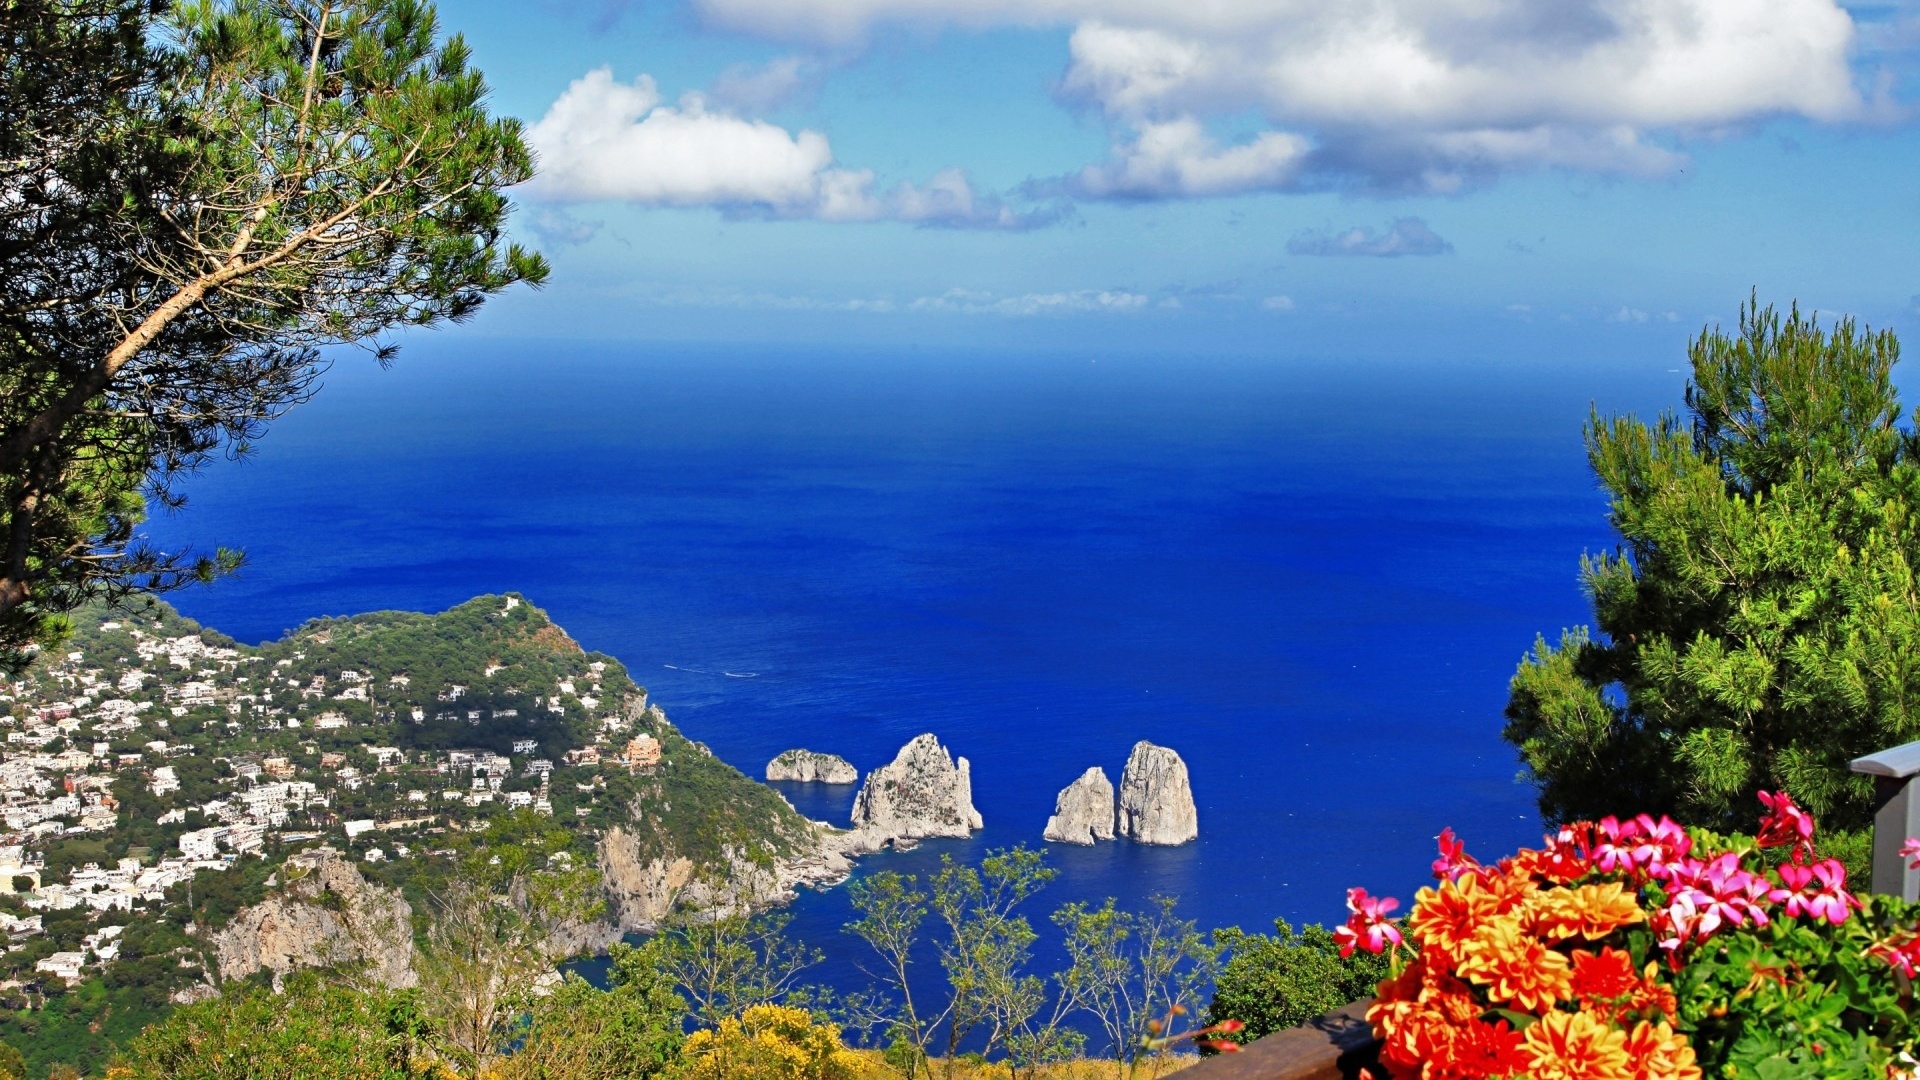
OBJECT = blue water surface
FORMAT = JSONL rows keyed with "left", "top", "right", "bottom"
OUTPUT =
{"left": 142, "top": 340, "right": 1683, "bottom": 1006}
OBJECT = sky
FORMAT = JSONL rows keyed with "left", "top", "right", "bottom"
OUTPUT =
{"left": 425, "top": 0, "right": 1920, "bottom": 359}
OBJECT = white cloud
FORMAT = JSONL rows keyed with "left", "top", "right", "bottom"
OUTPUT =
{"left": 525, "top": 70, "right": 837, "bottom": 209}
{"left": 526, "top": 68, "right": 1064, "bottom": 228}
{"left": 1073, "top": 117, "right": 1309, "bottom": 198}
{"left": 1287, "top": 218, "right": 1453, "bottom": 257}
{"left": 1608, "top": 306, "right": 1680, "bottom": 322}
{"left": 524, "top": 207, "right": 604, "bottom": 247}
{"left": 606, "top": 285, "right": 1155, "bottom": 315}
{"left": 1261, "top": 295, "right": 1295, "bottom": 311}
{"left": 689, "top": 0, "right": 1870, "bottom": 194}
{"left": 909, "top": 288, "right": 1151, "bottom": 315}
{"left": 633, "top": 287, "right": 900, "bottom": 312}
{"left": 711, "top": 55, "right": 818, "bottom": 112}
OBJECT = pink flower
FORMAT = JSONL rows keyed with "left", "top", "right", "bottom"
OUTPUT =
{"left": 1432, "top": 827, "right": 1479, "bottom": 882}
{"left": 1654, "top": 888, "right": 1706, "bottom": 953}
{"left": 1333, "top": 886, "right": 1402, "bottom": 958}
{"left": 1755, "top": 790, "right": 1815, "bottom": 859}
{"left": 1661, "top": 851, "right": 1772, "bottom": 941}
{"left": 1771, "top": 858, "right": 1862, "bottom": 926}
{"left": 1593, "top": 813, "right": 1693, "bottom": 880}
{"left": 1901, "top": 837, "right": 1920, "bottom": 870}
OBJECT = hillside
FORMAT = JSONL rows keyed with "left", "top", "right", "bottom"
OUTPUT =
{"left": 0, "top": 594, "right": 817, "bottom": 1075}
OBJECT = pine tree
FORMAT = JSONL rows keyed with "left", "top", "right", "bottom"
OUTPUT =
{"left": 0, "top": 0, "right": 547, "bottom": 667}
{"left": 1506, "top": 298, "right": 1920, "bottom": 833}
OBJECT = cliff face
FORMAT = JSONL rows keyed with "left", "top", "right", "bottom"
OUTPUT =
{"left": 597, "top": 827, "right": 701, "bottom": 930}
{"left": 1043, "top": 767, "right": 1116, "bottom": 845}
{"left": 1116, "top": 741, "right": 1198, "bottom": 846}
{"left": 597, "top": 823, "right": 855, "bottom": 931}
{"left": 210, "top": 848, "right": 415, "bottom": 988}
{"left": 766, "top": 749, "right": 859, "bottom": 784}
{"left": 845, "top": 734, "right": 983, "bottom": 850}
{"left": 595, "top": 702, "right": 855, "bottom": 931}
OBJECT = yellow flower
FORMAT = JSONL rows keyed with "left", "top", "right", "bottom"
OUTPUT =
{"left": 1408, "top": 873, "right": 1502, "bottom": 964}
{"left": 1455, "top": 914, "right": 1572, "bottom": 1011}
{"left": 1525, "top": 882, "right": 1646, "bottom": 943}
{"left": 1521, "top": 1011, "right": 1634, "bottom": 1080}
{"left": 1621, "top": 1020, "right": 1702, "bottom": 1080}
{"left": 682, "top": 1005, "right": 857, "bottom": 1080}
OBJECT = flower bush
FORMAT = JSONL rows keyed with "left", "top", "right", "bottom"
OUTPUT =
{"left": 679, "top": 1004, "right": 864, "bottom": 1080}
{"left": 1343, "top": 796, "right": 1920, "bottom": 1079}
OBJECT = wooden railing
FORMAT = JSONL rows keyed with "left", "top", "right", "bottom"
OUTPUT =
{"left": 1177, "top": 999, "right": 1380, "bottom": 1080}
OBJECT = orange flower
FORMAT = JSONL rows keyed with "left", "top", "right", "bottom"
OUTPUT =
{"left": 1526, "top": 882, "right": 1646, "bottom": 942}
{"left": 1456, "top": 914, "right": 1572, "bottom": 1012}
{"left": 1520, "top": 1011, "right": 1634, "bottom": 1080}
{"left": 1620, "top": 1020, "right": 1702, "bottom": 1080}
{"left": 1432, "top": 1018, "right": 1529, "bottom": 1080}
{"left": 1570, "top": 947, "right": 1640, "bottom": 1002}
{"left": 1372, "top": 998, "right": 1454, "bottom": 1074}
{"left": 1409, "top": 874, "right": 1503, "bottom": 963}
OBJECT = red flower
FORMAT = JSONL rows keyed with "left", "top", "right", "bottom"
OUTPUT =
{"left": 1755, "top": 791, "right": 1814, "bottom": 860}
{"left": 1196, "top": 1019, "right": 1245, "bottom": 1036}
{"left": 1440, "top": 1018, "right": 1529, "bottom": 1079}
{"left": 1570, "top": 947, "right": 1640, "bottom": 1002}
{"left": 1869, "top": 932, "right": 1920, "bottom": 978}
{"left": 1536, "top": 823, "right": 1597, "bottom": 883}
{"left": 1334, "top": 886, "right": 1403, "bottom": 958}
{"left": 1434, "top": 826, "right": 1481, "bottom": 882}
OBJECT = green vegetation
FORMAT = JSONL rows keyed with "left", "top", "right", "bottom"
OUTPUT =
{"left": 1203, "top": 920, "right": 1389, "bottom": 1046}
{"left": 114, "top": 972, "right": 435, "bottom": 1080}
{"left": 494, "top": 957, "right": 685, "bottom": 1080}
{"left": 1506, "top": 299, "right": 1920, "bottom": 834}
{"left": 603, "top": 726, "right": 813, "bottom": 869}
{"left": 417, "top": 811, "right": 605, "bottom": 1077}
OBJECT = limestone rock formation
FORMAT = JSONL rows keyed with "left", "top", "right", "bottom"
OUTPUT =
{"left": 210, "top": 847, "right": 415, "bottom": 988}
{"left": 1116, "top": 741, "right": 1198, "bottom": 846}
{"left": 1043, "top": 767, "right": 1116, "bottom": 845}
{"left": 847, "top": 734, "right": 983, "bottom": 848}
{"left": 766, "top": 749, "right": 859, "bottom": 784}
{"left": 597, "top": 823, "right": 855, "bottom": 932}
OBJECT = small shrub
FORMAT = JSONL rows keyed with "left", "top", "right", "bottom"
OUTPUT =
{"left": 1205, "top": 921, "right": 1388, "bottom": 1045}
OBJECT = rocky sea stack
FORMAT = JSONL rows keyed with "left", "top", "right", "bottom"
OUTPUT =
{"left": 847, "top": 733, "right": 983, "bottom": 847}
{"left": 1042, "top": 766, "right": 1116, "bottom": 845}
{"left": 766, "top": 749, "right": 859, "bottom": 784}
{"left": 1115, "top": 741, "right": 1198, "bottom": 846}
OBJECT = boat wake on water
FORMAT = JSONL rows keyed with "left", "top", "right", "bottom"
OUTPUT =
{"left": 664, "top": 663, "right": 759, "bottom": 679}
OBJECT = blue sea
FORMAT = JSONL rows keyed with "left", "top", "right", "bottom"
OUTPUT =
{"left": 143, "top": 339, "right": 1683, "bottom": 1004}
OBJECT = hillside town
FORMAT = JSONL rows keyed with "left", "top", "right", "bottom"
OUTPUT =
{"left": 0, "top": 596, "right": 667, "bottom": 992}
